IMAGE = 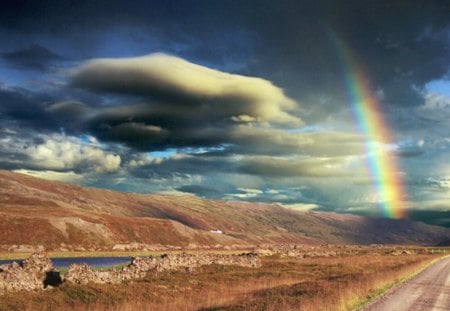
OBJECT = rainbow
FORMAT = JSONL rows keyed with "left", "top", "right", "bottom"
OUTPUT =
{"left": 330, "top": 34, "right": 407, "bottom": 219}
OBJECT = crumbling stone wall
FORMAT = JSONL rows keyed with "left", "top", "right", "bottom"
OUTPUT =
{"left": 0, "top": 251, "right": 59, "bottom": 293}
{"left": 0, "top": 251, "right": 260, "bottom": 291}
{"left": 65, "top": 252, "right": 261, "bottom": 285}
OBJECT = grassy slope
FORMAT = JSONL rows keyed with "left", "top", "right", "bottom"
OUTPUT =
{"left": 1, "top": 170, "right": 450, "bottom": 249}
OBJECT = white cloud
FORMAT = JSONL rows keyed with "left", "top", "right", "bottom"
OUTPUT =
{"left": 266, "top": 189, "right": 280, "bottom": 194}
{"left": 419, "top": 91, "right": 450, "bottom": 121}
{"left": 226, "top": 188, "right": 264, "bottom": 199}
{"left": 71, "top": 53, "right": 302, "bottom": 126}
{"left": 13, "top": 169, "right": 83, "bottom": 183}
{"left": 24, "top": 134, "right": 121, "bottom": 173}
{"left": 128, "top": 155, "right": 163, "bottom": 168}
{"left": 237, "top": 188, "right": 263, "bottom": 194}
{"left": 427, "top": 177, "right": 450, "bottom": 189}
{"left": 282, "top": 203, "right": 319, "bottom": 212}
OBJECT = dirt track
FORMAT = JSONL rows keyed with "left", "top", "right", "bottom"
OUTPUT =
{"left": 363, "top": 256, "right": 450, "bottom": 311}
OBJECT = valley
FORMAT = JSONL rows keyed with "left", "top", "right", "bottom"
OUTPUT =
{"left": 2, "top": 170, "right": 450, "bottom": 310}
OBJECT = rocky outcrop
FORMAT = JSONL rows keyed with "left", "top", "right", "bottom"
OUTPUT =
{"left": 65, "top": 252, "right": 261, "bottom": 285}
{"left": 389, "top": 249, "right": 415, "bottom": 256}
{"left": 0, "top": 251, "right": 60, "bottom": 293}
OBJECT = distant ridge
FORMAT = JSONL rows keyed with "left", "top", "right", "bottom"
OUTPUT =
{"left": 436, "top": 239, "right": 450, "bottom": 246}
{"left": 1, "top": 170, "right": 449, "bottom": 250}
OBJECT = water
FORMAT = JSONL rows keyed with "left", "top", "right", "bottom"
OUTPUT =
{"left": 0, "top": 257, "right": 133, "bottom": 268}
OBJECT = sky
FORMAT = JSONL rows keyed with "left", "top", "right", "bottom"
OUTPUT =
{"left": 0, "top": 0, "right": 449, "bottom": 226}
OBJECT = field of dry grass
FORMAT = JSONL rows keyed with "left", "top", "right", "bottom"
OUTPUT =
{"left": 0, "top": 251, "right": 444, "bottom": 311}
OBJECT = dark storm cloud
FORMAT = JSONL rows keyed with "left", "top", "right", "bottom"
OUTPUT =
{"left": 3, "top": 1, "right": 450, "bottom": 114}
{"left": 395, "top": 147, "right": 425, "bottom": 158}
{"left": 70, "top": 54, "right": 300, "bottom": 124}
{"left": 238, "top": 156, "right": 350, "bottom": 178}
{"left": 64, "top": 53, "right": 306, "bottom": 151}
{"left": 0, "top": 87, "right": 57, "bottom": 131}
{"left": 407, "top": 209, "right": 450, "bottom": 228}
{"left": 1, "top": 44, "right": 62, "bottom": 71}
{"left": 1, "top": 50, "right": 365, "bottom": 163}
{"left": 60, "top": 53, "right": 371, "bottom": 160}
{"left": 0, "top": 142, "right": 32, "bottom": 171}
{"left": 0, "top": 87, "right": 93, "bottom": 139}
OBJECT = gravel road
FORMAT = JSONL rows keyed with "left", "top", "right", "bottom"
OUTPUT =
{"left": 362, "top": 256, "right": 450, "bottom": 311}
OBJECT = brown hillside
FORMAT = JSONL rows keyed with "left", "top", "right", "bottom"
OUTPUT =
{"left": 1, "top": 170, "right": 449, "bottom": 250}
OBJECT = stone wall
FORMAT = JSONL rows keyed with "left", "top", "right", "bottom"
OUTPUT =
{"left": 0, "top": 252, "right": 59, "bottom": 293}
{"left": 0, "top": 251, "right": 260, "bottom": 292}
{"left": 65, "top": 252, "right": 261, "bottom": 285}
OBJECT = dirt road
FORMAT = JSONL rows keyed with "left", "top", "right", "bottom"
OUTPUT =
{"left": 363, "top": 256, "right": 450, "bottom": 311}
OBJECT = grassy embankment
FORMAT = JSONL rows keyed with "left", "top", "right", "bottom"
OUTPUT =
{"left": 0, "top": 251, "right": 447, "bottom": 311}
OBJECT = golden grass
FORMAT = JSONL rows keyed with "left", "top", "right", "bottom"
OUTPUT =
{"left": 0, "top": 252, "right": 445, "bottom": 311}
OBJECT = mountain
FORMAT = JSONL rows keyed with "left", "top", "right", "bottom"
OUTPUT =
{"left": 1, "top": 170, "right": 449, "bottom": 250}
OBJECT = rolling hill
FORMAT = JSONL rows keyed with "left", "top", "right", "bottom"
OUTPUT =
{"left": 1, "top": 170, "right": 449, "bottom": 250}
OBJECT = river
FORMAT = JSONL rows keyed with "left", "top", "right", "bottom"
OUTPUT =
{"left": 0, "top": 257, "right": 133, "bottom": 268}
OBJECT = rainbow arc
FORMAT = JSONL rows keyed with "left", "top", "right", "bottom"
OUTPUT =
{"left": 331, "top": 34, "right": 407, "bottom": 219}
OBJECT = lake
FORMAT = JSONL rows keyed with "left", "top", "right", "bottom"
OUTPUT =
{"left": 0, "top": 257, "right": 133, "bottom": 268}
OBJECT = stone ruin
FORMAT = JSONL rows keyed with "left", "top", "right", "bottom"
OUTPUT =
{"left": 0, "top": 251, "right": 61, "bottom": 293}
{"left": 65, "top": 252, "right": 261, "bottom": 285}
{"left": 0, "top": 251, "right": 261, "bottom": 293}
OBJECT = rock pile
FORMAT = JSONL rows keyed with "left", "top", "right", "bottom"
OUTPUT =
{"left": 0, "top": 244, "right": 45, "bottom": 253}
{"left": 256, "top": 244, "right": 342, "bottom": 258}
{"left": 255, "top": 244, "right": 423, "bottom": 258}
{"left": 0, "top": 251, "right": 59, "bottom": 293}
{"left": 65, "top": 252, "right": 261, "bottom": 285}
{"left": 389, "top": 249, "right": 415, "bottom": 256}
